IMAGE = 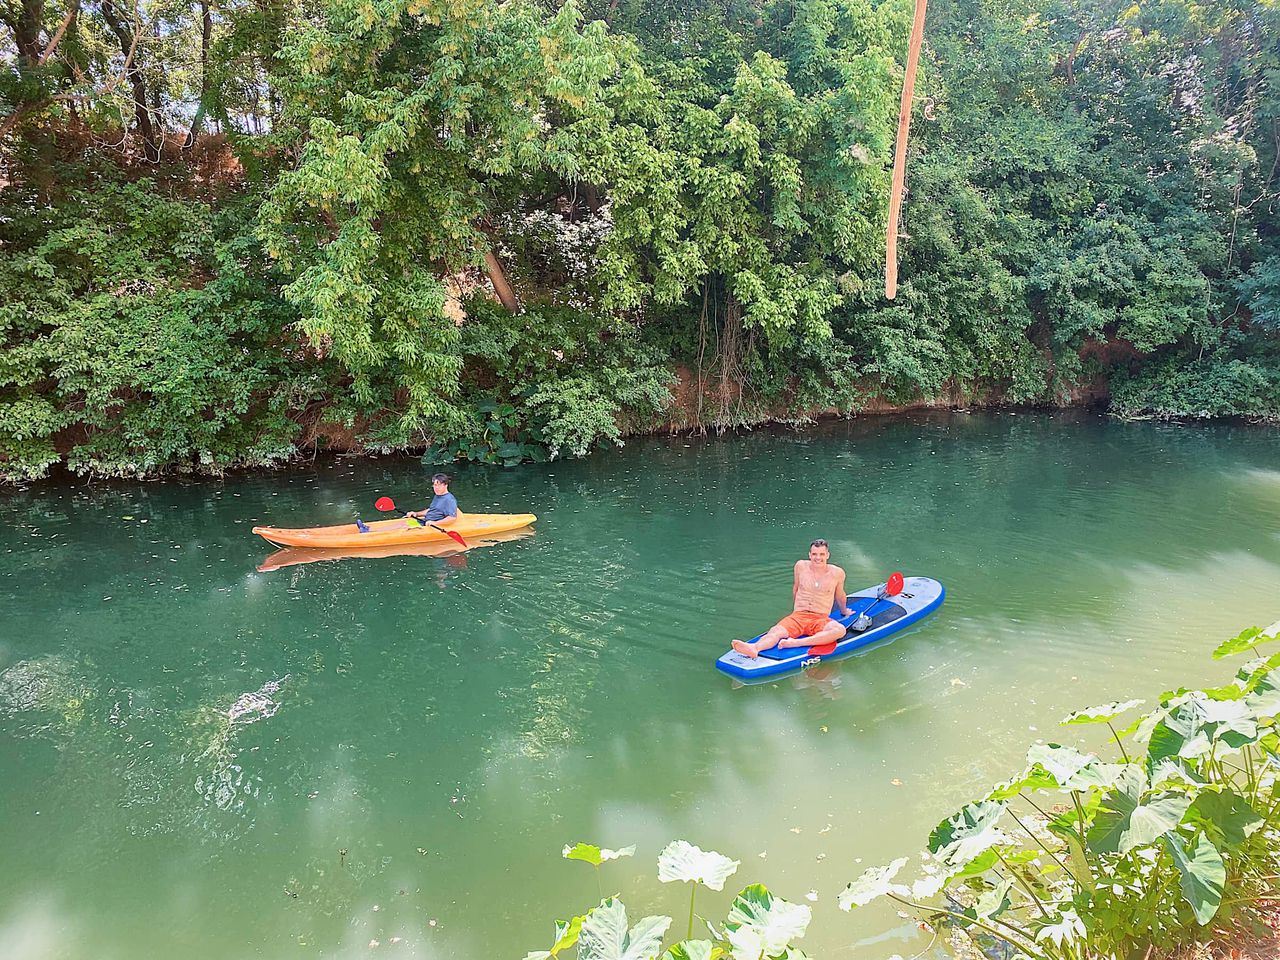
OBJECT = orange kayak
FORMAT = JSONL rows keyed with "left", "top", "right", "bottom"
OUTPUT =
{"left": 256, "top": 528, "right": 536, "bottom": 571}
{"left": 252, "top": 512, "right": 537, "bottom": 549}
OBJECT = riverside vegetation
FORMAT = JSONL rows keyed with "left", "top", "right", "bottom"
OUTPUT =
{"left": 530, "top": 622, "right": 1280, "bottom": 960}
{"left": 2, "top": 0, "right": 1279, "bottom": 482}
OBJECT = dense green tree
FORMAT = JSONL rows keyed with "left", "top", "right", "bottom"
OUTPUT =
{"left": 1, "top": 0, "right": 1278, "bottom": 481}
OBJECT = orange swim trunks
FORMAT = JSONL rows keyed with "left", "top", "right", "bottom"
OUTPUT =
{"left": 775, "top": 611, "right": 838, "bottom": 639}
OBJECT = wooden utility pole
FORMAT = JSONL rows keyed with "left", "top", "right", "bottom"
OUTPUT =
{"left": 885, "top": 0, "right": 928, "bottom": 300}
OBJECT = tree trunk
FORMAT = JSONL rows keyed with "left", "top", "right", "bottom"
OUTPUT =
{"left": 101, "top": 0, "right": 160, "bottom": 161}
{"left": 1054, "top": 31, "right": 1088, "bottom": 84}
{"left": 184, "top": 0, "right": 211, "bottom": 148}
{"left": 483, "top": 248, "right": 521, "bottom": 313}
{"left": 14, "top": 0, "right": 47, "bottom": 64}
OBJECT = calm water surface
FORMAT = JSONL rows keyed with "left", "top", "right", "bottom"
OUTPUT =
{"left": 2, "top": 413, "right": 1279, "bottom": 960}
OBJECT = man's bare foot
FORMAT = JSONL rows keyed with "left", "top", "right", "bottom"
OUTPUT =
{"left": 777, "top": 636, "right": 807, "bottom": 648}
{"left": 731, "top": 639, "right": 759, "bottom": 659}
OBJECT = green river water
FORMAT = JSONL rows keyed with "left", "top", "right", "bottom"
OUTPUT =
{"left": 2, "top": 412, "right": 1280, "bottom": 960}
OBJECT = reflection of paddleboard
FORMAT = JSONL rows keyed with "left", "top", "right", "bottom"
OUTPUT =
{"left": 256, "top": 528, "right": 535, "bottom": 572}
{"left": 714, "top": 576, "right": 945, "bottom": 682}
{"left": 252, "top": 512, "right": 536, "bottom": 548}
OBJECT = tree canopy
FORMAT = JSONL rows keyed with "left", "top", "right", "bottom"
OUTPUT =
{"left": 1, "top": 0, "right": 1277, "bottom": 480}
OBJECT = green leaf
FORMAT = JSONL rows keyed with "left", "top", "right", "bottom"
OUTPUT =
{"left": 1165, "top": 833, "right": 1225, "bottom": 925}
{"left": 838, "top": 858, "right": 909, "bottom": 909}
{"left": 1213, "top": 625, "right": 1271, "bottom": 660}
{"left": 927, "top": 800, "right": 1010, "bottom": 867}
{"left": 578, "top": 899, "right": 672, "bottom": 960}
{"left": 972, "top": 877, "right": 1014, "bottom": 921}
{"left": 1149, "top": 758, "right": 1206, "bottom": 788}
{"left": 724, "top": 884, "right": 811, "bottom": 960}
{"left": 657, "top": 841, "right": 740, "bottom": 891}
{"left": 1086, "top": 769, "right": 1191, "bottom": 855}
{"left": 563, "top": 842, "right": 637, "bottom": 867}
{"left": 1025, "top": 743, "right": 1097, "bottom": 787}
{"left": 953, "top": 847, "right": 1004, "bottom": 880}
{"left": 987, "top": 766, "right": 1059, "bottom": 800}
{"left": 660, "top": 941, "right": 717, "bottom": 960}
{"left": 1061, "top": 699, "right": 1146, "bottom": 725}
{"left": 524, "top": 914, "right": 588, "bottom": 960}
{"left": 1185, "top": 789, "right": 1263, "bottom": 846}
{"left": 1035, "top": 909, "right": 1086, "bottom": 947}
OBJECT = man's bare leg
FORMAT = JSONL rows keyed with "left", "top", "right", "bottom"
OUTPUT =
{"left": 732, "top": 625, "right": 791, "bottom": 659}
{"left": 779, "top": 620, "right": 845, "bottom": 649}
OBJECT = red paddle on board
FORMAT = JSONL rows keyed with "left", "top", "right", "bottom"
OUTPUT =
{"left": 808, "top": 571, "right": 905, "bottom": 656}
{"left": 374, "top": 497, "right": 469, "bottom": 547}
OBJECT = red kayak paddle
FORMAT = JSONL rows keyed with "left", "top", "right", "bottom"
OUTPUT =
{"left": 808, "top": 571, "right": 905, "bottom": 656}
{"left": 374, "top": 496, "right": 469, "bottom": 548}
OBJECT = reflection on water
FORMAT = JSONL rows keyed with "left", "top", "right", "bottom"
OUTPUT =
{"left": 1, "top": 413, "right": 1279, "bottom": 959}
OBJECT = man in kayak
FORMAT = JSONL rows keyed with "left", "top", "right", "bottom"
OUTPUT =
{"left": 405, "top": 474, "right": 460, "bottom": 527}
{"left": 732, "top": 539, "right": 853, "bottom": 658}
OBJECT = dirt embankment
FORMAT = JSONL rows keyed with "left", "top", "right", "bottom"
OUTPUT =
{"left": 300, "top": 358, "right": 1123, "bottom": 455}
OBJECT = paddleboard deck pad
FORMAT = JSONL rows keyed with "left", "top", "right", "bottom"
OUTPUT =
{"left": 714, "top": 576, "right": 944, "bottom": 681}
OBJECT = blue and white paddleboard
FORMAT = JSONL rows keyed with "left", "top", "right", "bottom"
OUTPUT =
{"left": 714, "top": 575, "right": 945, "bottom": 681}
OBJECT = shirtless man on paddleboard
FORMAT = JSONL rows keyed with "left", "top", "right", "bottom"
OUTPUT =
{"left": 731, "top": 539, "right": 853, "bottom": 659}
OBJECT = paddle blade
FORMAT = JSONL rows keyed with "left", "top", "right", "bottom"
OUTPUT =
{"left": 808, "top": 641, "right": 839, "bottom": 656}
{"left": 375, "top": 496, "right": 396, "bottom": 512}
{"left": 428, "top": 523, "right": 469, "bottom": 548}
{"left": 887, "top": 571, "right": 905, "bottom": 596}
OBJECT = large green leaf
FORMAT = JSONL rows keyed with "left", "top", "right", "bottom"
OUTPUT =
{"left": 1236, "top": 650, "right": 1280, "bottom": 693}
{"left": 1086, "top": 769, "right": 1191, "bottom": 855}
{"left": 1243, "top": 661, "right": 1280, "bottom": 717}
{"left": 563, "top": 842, "right": 637, "bottom": 867}
{"left": 1035, "top": 909, "right": 1086, "bottom": 947}
{"left": 578, "top": 898, "right": 672, "bottom": 960}
{"left": 1200, "top": 698, "right": 1259, "bottom": 744}
{"left": 1060, "top": 699, "right": 1145, "bottom": 726}
{"left": 657, "top": 841, "right": 740, "bottom": 891}
{"left": 1212, "top": 622, "right": 1280, "bottom": 659}
{"left": 724, "top": 884, "right": 811, "bottom": 960}
{"left": 1165, "top": 833, "right": 1226, "bottom": 925}
{"left": 659, "top": 941, "right": 717, "bottom": 960}
{"left": 972, "top": 877, "right": 1014, "bottom": 921}
{"left": 1147, "top": 695, "right": 1260, "bottom": 766}
{"left": 927, "top": 800, "right": 1010, "bottom": 867}
{"left": 1025, "top": 743, "right": 1101, "bottom": 788}
{"left": 1185, "top": 789, "right": 1264, "bottom": 846}
{"left": 1064, "top": 761, "right": 1131, "bottom": 791}
{"left": 1149, "top": 758, "right": 1206, "bottom": 788}
{"left": 524, "top": 914, "right": 587, "bottom": 960}
{"left": 987, "top": 766, "right": 1058, "bottom": 800}
{"left": 838, "top": 858, "right": 909, "bottom": 909}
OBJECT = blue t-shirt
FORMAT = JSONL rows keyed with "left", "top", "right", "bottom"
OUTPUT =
{"left": 424, "top": 492, "right": 458, "bottom": 522}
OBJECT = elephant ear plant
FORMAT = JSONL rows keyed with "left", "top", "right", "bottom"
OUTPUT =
{"left": 527, "top": 839, "right": 811, "bottom": 960}
{"left": 840, "top": 621, "right": 1280, "bottom": 960}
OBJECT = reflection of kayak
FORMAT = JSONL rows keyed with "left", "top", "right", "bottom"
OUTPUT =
{"left": 714, "top": 576, "right": 945, "bottom": 682}
{"left": 252, "top": 512, "right": 537, "bottom": 548}
{"left": 257, "top": 528, "right": 535, "bottom": 572}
